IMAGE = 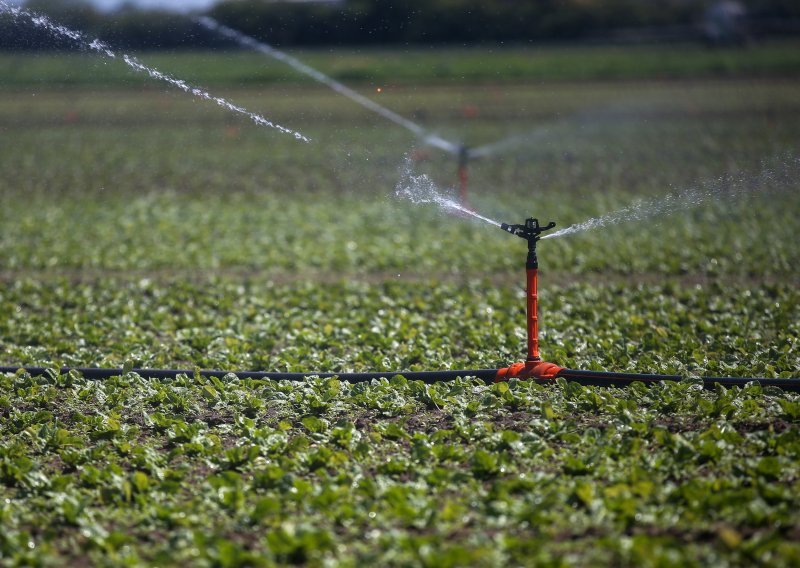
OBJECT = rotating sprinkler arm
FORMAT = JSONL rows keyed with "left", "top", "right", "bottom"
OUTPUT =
{"left": 500, "top": 218, "right": 556, "bottom": 269}
{"left": 500, "top": 217, "right": 556, "bottom": 239}
{"left": 457, "top": 144, "right": 470, "bottom": 169}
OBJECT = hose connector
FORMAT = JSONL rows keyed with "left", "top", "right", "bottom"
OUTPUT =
{"left": 495, "top": 360, "right": 564, "bottom": 382}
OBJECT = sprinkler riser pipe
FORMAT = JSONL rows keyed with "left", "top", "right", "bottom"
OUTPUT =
{"left": 457, "top": 144, "right": 469, "bottom": 204}
{"left": 458, "top": 165, "right": 469, "bottom": 205}
{"left": 499, "top": 217, "right": 556, "bottom": 372}
{"left": 526, "top": 242, "right": 539, "bottom": 270}
{"left": 527, "top": 267, "right": 541, "bottom": 361}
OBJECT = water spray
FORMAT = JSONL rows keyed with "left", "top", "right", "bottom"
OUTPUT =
{"left": 395, "top": 156, "right": 501, "bottom": 226}
{"left": 0, "top": 2, "right": 309, "bottom": 142}
{"left": 197, "top": 16, "right": 510, "bottom": 206}
{"left": 543, "top": 158, "right": 799, "bottom": 241}
{"left": 196, "top": 16, "right": 450, "bottom": 153}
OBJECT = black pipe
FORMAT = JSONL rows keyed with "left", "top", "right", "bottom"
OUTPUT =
{"left": 2, "top": 365, "right": 800, "bottom": 392}
{"left": 0, "top": 366, "right": 499, "bottom": 384}
{"left": 556, "top": 368, "right": 800, "bottom": 392}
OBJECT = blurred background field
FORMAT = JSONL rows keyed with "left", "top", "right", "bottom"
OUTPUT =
{"left": 2, "top": 41, "right": 800, "bottom": 86}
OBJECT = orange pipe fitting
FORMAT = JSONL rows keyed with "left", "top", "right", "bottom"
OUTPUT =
{"left": 495, "top": 360, "right": 563, "bottom": 382}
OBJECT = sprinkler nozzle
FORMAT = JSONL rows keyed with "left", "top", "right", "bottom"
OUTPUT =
{"left": 500, "top": 218, "right": 556, "bottom": 242}
{"left": 501, "top": 217, "right": 556, "bottom": 270}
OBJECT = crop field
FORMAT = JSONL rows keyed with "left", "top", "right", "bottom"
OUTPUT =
{"left": 1, "top": 44, "right": 800, "bottom": 565}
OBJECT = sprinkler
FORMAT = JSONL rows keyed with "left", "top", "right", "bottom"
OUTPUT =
{"left": 500, "top": 217, "right": 556, "bottom": 273}
{"left": 496, "top": 217, "right": 565, "bottom": 381}
{"left": 457, "top": 144, "right": 470, "bottom": 206}
{"left": 489, "top": 215, "right": 800, "bottom": 389}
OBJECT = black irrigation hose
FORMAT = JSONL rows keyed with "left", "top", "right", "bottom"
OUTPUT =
{"left": 0, "top": 366, "right": 499, "bottom": 384}
{"left": 556, "top": 368, "right": 800, "bottom": 392}
{"left": 2, "top": 365, "right": 800, "bottom": 392}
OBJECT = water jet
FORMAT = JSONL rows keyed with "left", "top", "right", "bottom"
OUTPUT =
{"left": 0, "top": 2, "right": 309, "bottom": 141}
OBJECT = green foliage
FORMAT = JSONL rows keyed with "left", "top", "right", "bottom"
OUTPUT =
{"left": 2, "top": 372, "right": 800, "bottom": 565}
{"left": 0, "top": 278, "right": 797, "bottom": 377}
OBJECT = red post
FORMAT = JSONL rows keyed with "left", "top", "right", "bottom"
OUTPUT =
{"left": 458, "top": 164, "right": 469, "bottom": 206}
{"left": 527, "top": 267, "right": 540, "bottom": 361}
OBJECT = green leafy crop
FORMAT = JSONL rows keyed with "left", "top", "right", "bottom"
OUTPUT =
{"left": 2, "top": 372, "right": 800, "bottom": 565}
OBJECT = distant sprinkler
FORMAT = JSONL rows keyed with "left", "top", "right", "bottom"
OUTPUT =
{"left": 457, "top": 144, "right": 470, "bottom": 207}
{"left": 442, "top": 138, "right": 508, "bottom": 210}
{"left": 412, "top": 142, "right": 477, "bottom": 210}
